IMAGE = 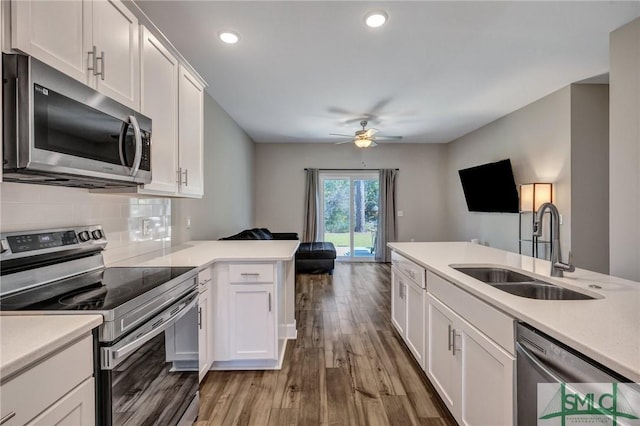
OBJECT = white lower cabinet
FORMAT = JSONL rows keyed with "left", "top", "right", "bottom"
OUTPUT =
{"left": 229, "top": 284, "right": 276, "bottom": 360}
{"left": 198, "top": 269, "right": 214, "bottom": 381}
{"left": 26, "top": 378, "right": 95, "bottom": 426}
{"left": 0, "top": 335, "right": 95, "bottom": 426}
{"left": 405, "top": 277, "right": 425, "bottom": 367}
{"left": 391, "top": 262, "right": 426, "bottom": 369}
{"left": 390, "top": 267, "right": 407, "bottom": 335}
{"left": 426, "top": 293, "right": 515, "bottom": 426}
{"left": 212, "top": 262, "right": 285, "bottom": 369}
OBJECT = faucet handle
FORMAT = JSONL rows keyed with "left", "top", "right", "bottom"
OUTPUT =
{"left": 554, "top": 250, "right": 575, "bottom": 273}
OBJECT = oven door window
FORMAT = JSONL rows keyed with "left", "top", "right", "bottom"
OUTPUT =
{"left": 33, "top": 84, "right": 137, "bottom": 168}
{"left": 104, "top": 332, "right": 197, "bottom": 426}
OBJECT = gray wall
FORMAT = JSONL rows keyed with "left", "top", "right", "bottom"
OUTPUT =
{"left": 446, "top": 86, "right": 573, "bottom": 254}
{"left": 253, "top": 143, "right": 450, "bottom": 243}
{"left": 172, "top": 93, "right": 255, "bottom": 243}
{"left": 445, "top": 84, "right": 610, "bottom": 273}
{"left": 609, "top": 17, "right": 640, "bottom": 281}
{"left": 571, "top": 85, "right": 609, "bottom": 274}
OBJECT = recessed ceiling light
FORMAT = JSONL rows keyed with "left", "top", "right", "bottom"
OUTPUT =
{"left": 365, "top": 11, "right": 388, "bottom": 28}
{"left": 219, "top": 31, "right": 240, "bottom": 44}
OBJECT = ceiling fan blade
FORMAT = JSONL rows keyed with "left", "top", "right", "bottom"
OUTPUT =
{"left": 370, "top": 141, "right": 378, "bottom": 148}
{"left": 329, "top": 133, "right": 355, "bottom": 137}
{"left": 375, "top": 135, "right": 403, "bottom": 140}
{"left": 335, "top": 139, "right": 354, "bottom": 145}
{"left": 364, "top": 128, "right": 379, "bottom": 138}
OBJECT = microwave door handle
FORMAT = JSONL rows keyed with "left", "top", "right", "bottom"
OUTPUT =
{"left": 118, "top": 122, "right": 128, "bottom": 167}
{"left": 128, "top": 115, "right": 143, "bottom": 177}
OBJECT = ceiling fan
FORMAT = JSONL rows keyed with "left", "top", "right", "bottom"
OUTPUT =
{"left": 330, "top": 120, "right": 403, "bottom": 148}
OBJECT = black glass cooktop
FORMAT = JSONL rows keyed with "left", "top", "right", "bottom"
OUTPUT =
{"left": 0, "top": 266, "right": 195, "bottom": 311}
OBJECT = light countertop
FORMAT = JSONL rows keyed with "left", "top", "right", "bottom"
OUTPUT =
{"left": 0, "top": 315, "right": 103, "bottom": 380}
{"left": 108, "top": 240, "right": 300, "bottom": 268}
{"left": 388, "top": 242, "right": 640, "bottom": 382}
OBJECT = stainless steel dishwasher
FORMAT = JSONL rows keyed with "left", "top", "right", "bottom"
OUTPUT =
{"left": 516, "top": 322, "right": 640, "bottom": 425}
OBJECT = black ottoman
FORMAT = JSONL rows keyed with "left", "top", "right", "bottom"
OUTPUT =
{"left": 295, "top": 242, "right": 337, "bottom": 274}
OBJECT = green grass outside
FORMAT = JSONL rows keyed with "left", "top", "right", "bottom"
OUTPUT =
{"left": 324, "top": 232, "right": 375, "bottom": 248}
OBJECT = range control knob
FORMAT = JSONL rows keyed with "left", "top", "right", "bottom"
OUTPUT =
{"left": 91, "top": 229, "right": 104, "bottom": 240}
{"left": 78, "top": 231, "right": 91, "bottom": 242}
{"left": 0, "top": 239, "right": 9, "bottom": 253}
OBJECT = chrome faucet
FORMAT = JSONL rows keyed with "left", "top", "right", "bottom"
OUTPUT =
{"left": 533, "top": 202, "right": 575, "bottom": 277}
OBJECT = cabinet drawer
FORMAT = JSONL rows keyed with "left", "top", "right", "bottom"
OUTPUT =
{"left": 229, "top": 264, "right": 274, "bottom": 283}
{"left": 391, "top": 251, "right": 426, "bottom": 288}
{"left": 427, "top": 271, "right": 514, "bottom": 354}
{"left": 198, "top": 267, "right": 212, "bottom": 293}
{"left": 0, "top": 335, "right": 94, "bottom": 425}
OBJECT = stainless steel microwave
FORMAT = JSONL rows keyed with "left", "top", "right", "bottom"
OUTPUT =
{"left": 2, "top": 54, "right": 151, "bottom": 188}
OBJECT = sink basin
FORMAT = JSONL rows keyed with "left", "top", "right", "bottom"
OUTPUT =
{"left": 452, "top": 267, "right": 594, "bottom": 300}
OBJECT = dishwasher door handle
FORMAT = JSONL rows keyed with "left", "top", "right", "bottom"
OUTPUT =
{"left": 516, "top": 341, "right": 567, "bottom": 384}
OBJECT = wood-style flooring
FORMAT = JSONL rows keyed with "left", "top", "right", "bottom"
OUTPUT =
{"left": 196, "top": 262, "right": 456, "bottom": 426}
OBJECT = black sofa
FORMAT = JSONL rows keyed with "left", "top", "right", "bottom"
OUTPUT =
{"left": 220, "top": 228, "right": 298, "bottom": 241}
{"left": 221, "top": 228, "right": 336, "bottom": 274}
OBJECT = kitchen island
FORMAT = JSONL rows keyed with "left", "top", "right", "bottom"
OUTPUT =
{"left": 388, "top": 241, "right": 640, "bottom": 426}
{"left": 388, "top": 241, "right": 640, "bottom": 382}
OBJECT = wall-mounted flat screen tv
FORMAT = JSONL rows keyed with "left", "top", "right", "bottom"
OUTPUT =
{"left": 458, "top": 159, "right": 519, "bottom": 213}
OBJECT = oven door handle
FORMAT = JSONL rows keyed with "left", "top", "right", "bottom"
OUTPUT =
{"left": 102, "top": 293, "right": 197, "bottom": 369}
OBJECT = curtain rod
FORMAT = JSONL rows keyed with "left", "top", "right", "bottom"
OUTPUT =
{"left": 304, "top": 168, "right": 399, "bottom": 171}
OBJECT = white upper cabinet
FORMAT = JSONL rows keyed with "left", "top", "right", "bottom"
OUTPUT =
{"left": 90, "top": 0, "right": 139, "bottom": 109}
{"left": 12, "top": 0, "right": 140, "bottom": 110}
{"left": 177, "top": 65, "right": 204, "bottom": 198}
{"left": 12, "top": 0, "right": 92, "bottom": 83}
{"left": 139, "top": 26, "right": 179, "bottom": 194}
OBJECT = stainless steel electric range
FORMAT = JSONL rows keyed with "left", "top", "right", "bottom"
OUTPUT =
{"left": 0, "top": 225, "right": 199, "bottom": 426}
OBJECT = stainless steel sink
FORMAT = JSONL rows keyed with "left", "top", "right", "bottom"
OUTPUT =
{"left": 452, "top": 267, "right": 594, "bottom": 300}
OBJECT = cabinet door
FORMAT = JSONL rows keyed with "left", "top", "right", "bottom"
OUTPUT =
{"left": 12, "top": 0, "right": 93, "bottom": 84}
{"left": 26, "top": 378, "right": 95, "bottom": 426}
{"left": 229, "top": 284, "right": 275, "bottom": 360}
{"left": 458, "top": 323, "right": 515, "bottom": 426}
{"left": 390, "top": 268, "right": 407, "bottom": 336}
{"left": 425, "top": 294, "right": 458, "bottom": 414}
{"left": 405, "top": 280, "right": 425, "bottom": 368}
{"left": 91, "top": 0, "right": 139, "bottom": 109}
{"left": 198, "top": 288, "right": 210, "bottom": 382}
{"left": 139, "top": 26, "right": 179, "bottom": 194}
{"left": 178, "top": 65, "right": 204, "bottom": 197}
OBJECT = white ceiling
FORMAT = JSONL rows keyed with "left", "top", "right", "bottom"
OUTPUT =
{"left": 136, "top": 1, "right": 640, "bottom": 144}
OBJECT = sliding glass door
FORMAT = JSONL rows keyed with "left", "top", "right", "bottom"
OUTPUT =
{"left": 320, "top": 172, "right": 379, "bottom": 261}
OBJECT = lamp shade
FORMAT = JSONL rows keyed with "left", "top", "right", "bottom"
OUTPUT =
{"left": 520, "top": 183, "right": 552, "bottom": 212}
{"left": 354, "top": 138, "right": 372, "bottom": 148}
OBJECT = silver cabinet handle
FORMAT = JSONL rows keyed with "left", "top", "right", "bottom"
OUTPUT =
{"left": 87, "top": 45, "right": 97, "bottom": 74}
{"left": 176, "top": 168, "right": 182, "bottom": 185}
{"left": 268, "top": 293, "right": 272, "bottom": 312}
{"left": 452, "top": 329, "right": 461, "bottom": 355}
{"left": 447, "top": 324, "right": 453, "bottom": 351}
{"left": 183, "top": 168, "right": 188, "bottom": 186}
{"left": 128, "top": 115, "right": 142, "bottom": 177}
{"left": 240, "top": 273, "right": 260, "bottom": 277}
{"left": 198, "top": 307, "right": 202, "bottom": 329}
{"left": 96, "top": 51, "right": 105, "bottom": 80}
{"left": 399, "top": 280, "right": 404, "bottom": 299}
{"left": 0, "top": 412, "right": 16, "bottom": 425}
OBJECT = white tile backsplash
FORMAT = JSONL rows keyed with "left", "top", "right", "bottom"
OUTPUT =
{"left": 0, "top": 182, "right": 172, "bottom": 264}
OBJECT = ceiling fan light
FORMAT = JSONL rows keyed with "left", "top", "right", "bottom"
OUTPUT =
{"left": 365, "top": 11, "right": 388, "bottom": 28}
{"left": 354, "top": 138, "right": 373, "bottom": 148}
